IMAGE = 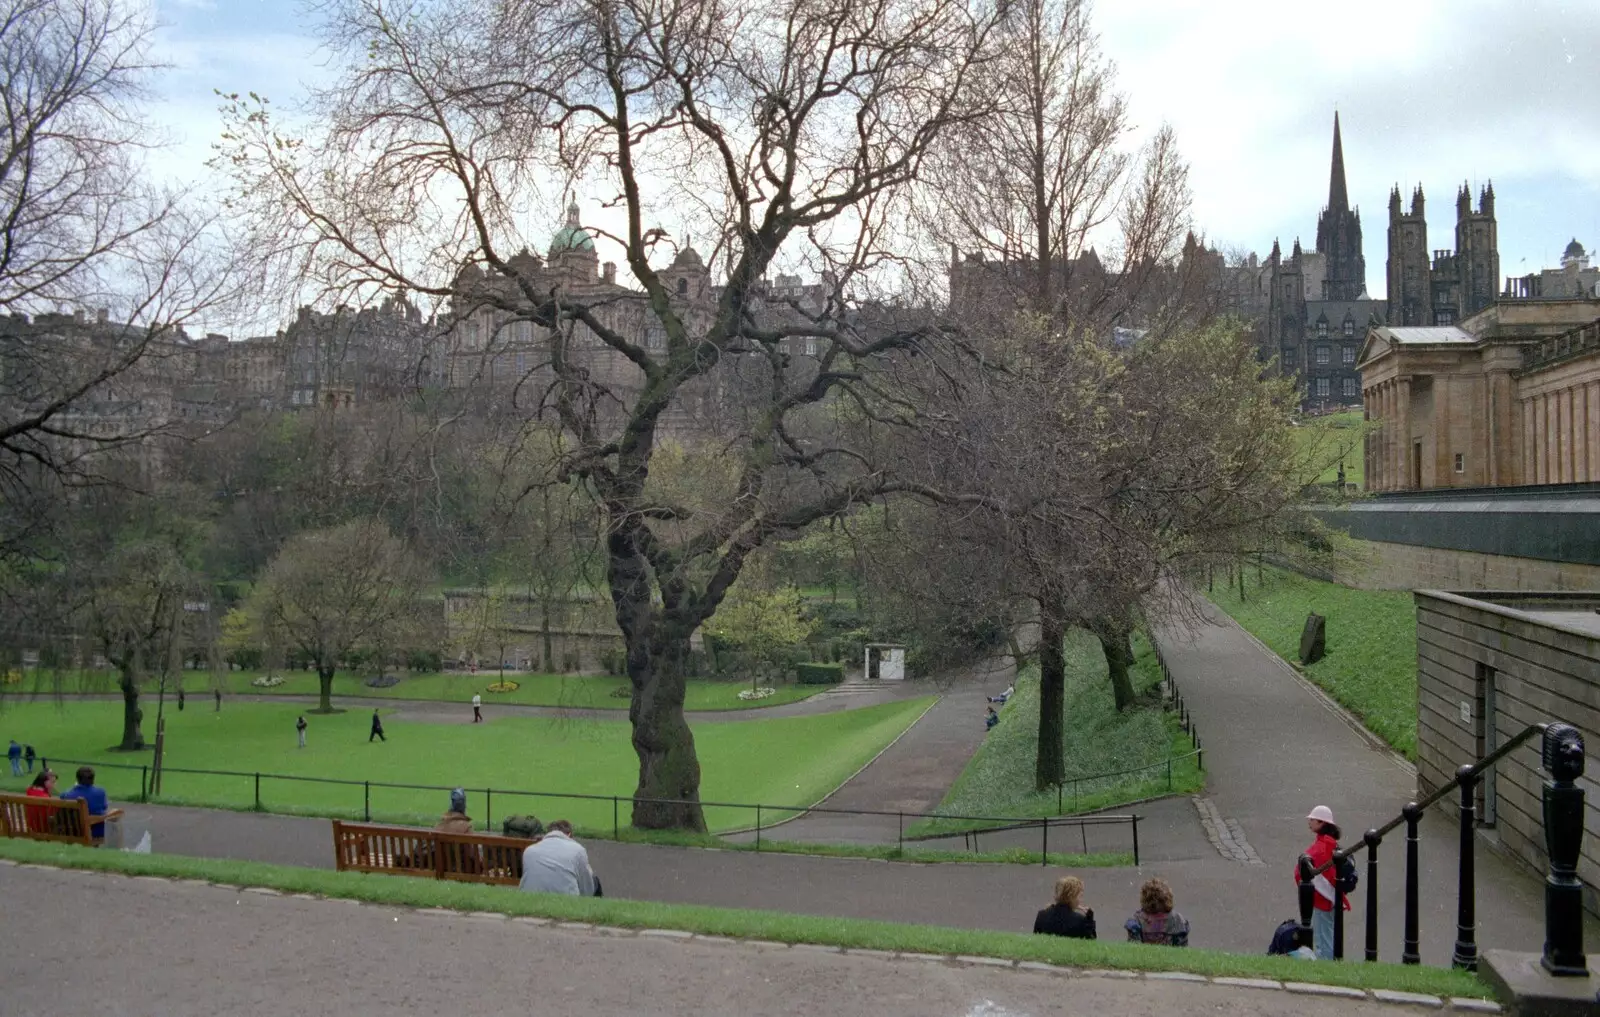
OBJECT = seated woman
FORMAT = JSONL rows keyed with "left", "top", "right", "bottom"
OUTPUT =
{"left": 1033, "top": 875, "right": 1096, "bottom": 939}
{"left": 23, "top": 769, "right": 56, "bottom": 833}
{"left": 1125, "top": 877, "right": 1190, "bottom": 946}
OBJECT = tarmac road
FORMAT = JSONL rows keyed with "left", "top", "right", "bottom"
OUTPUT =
{"left": 0, "top": 864, "right": 1428, "bottom": 1017}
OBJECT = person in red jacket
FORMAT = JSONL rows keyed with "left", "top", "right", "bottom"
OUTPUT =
{"left": 23, "top": 769, "right": 57, "bottom": 833}
{"left": 1298, "top": 804, "right": 1350, "bottom": 959}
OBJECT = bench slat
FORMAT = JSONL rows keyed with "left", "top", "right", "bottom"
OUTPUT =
{"left": 331, "top": 820, "right": 534, "bottom": 886}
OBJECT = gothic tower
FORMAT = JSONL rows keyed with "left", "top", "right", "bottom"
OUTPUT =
{"left": 1387, "top": 185, "right": 1431, "bottom": 326}
{"left": 1455, "top": 182, "right": 1499, "bottom": 317}
{"left": 1315, "top": 113, "right": 1366, "bottom": 300}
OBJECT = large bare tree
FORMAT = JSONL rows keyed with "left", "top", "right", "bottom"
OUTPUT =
{"left": 0, "top": 0, "right": 234, "bottom": 557}
{"left": 219, "top": 0, "right": 1001, "bottom": 829}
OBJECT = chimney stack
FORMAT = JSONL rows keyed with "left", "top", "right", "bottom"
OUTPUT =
{"left": 602, "top": 262, "right": 616, "bottom": 285}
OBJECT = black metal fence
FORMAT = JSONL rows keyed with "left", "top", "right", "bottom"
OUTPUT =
{"left": 1294, "top": 722, "right": 1588, "bottom": 974}
{"left": 33, "top": 754, "right": 1143, "bottom": 865}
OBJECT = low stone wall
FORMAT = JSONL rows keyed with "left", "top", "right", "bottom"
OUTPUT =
{"left": 1413, "top": 590, "right": 1600, "bottom": 913}
{"left": 1343, "top": 539, "right": 1600, "bottom": 591}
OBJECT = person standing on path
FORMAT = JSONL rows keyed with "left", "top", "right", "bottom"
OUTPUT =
{"left": 296, "top": 715, "right": 307, "bottom": 749}
{"left": 178, "top": 687, "right": 185, "bottom": 711}
{"left": 23, "top": 744, "right": 36, "bottom": 773}
{"left": 1298, "top": 805, "right": 1350, "bottom": 960}
{"left": 369, "top": 709, "right": 386, "bottom": 743}
{"left": 214, "top": 689, "right": 222, "bottom": 712}
{"left": 472, "top": 693, "right": 482, "bottom": 723}
{"left": 7, "top": 739, "right": 21, "bottom": 776}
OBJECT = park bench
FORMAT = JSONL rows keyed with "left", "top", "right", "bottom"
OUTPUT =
{"left": 331, "top": 819, "right": 535, "bottom": 886}
{"left": 0, "top": 792, "right": 124, "bottom": 847}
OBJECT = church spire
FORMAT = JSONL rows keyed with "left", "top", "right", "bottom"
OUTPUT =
{"left": 1328, "top": 111, "right": 1349, "bottom": 212}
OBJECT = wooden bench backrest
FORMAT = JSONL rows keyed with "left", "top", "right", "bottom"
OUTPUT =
{"left": 331, "top": 820, "right": 535, "bottom": 886}
{"left": 0, "top": 793, "right": 92, "bottom": 845}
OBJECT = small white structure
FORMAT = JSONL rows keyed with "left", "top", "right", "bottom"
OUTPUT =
{"left": 864, "top": 643, "right": 907, "bottom": 681}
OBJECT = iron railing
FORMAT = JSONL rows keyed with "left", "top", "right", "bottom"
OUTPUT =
{"left": 1295, "top": 722, "right": 1588, "bottom": 974}
{"left": 29, "top": 754, "right": 1142, "bottom": 865}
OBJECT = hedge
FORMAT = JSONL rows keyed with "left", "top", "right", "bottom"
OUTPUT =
{"left": 795, "top": 661, "right": 845, "bottom": 685}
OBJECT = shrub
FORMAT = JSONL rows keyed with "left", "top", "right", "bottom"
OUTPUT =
{"left": 502, "top": 814, "right": 545, "bottom": 839}
{"left": 561, "top": 650, "right": 582, "bottom": 674}
{"left": 796, "top": 662, "right": 845, "bottom": 685}
{"left": 364, "top": 674, "right": 401, "bottom": 688}
{"left": 598, "top": 648, "right": 626, "bottom": 677}
{"left": 406, "top": 650, "right": 442, "bottom": 673}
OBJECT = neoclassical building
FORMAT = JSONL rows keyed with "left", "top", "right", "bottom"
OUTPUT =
{"left": 1359, "top": 298, "right": 1600, "bottom": 490}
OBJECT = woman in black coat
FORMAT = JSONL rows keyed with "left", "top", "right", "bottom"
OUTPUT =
{"left": 1034, "top": 875, "right": 1096, "bottom": 939}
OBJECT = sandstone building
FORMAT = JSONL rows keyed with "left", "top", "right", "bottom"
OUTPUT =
{"left": 1358, "top": 298, "right": 1600, "bottom": 490}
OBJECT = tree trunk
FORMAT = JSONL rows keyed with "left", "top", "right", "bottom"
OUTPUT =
{"left": 540, "top": 601, "right": 553, "bottom": 673}
{"left": 117, "top": 666, "right": 145, "bottom": 750}
{"left": 1098, "top": 621, "right": 1136, "bottom": 712}
{"left": 627, "top": 619, "right": 707, "bottom": 831}
{"left": 317, "top": 666, "right": 335, "bottom": 712}
{"left": 1034, "top": 598, "right": 1065, "bottom": 792}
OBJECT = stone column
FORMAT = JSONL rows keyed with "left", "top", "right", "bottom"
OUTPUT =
{"left": 1588, "top": 381, "right": 1600, "bottom": 482}
{"left": 1533, "top": 393, "right": 1545, "bottom": 484}
{"left": 1397, "top": 377, "right": 1412, "bottom": 490}
{"left": 1376, "top": 382, "right": 1389, "bottom": 491}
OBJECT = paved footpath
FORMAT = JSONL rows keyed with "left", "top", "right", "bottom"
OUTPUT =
{"left": 0, "top": 865, "right": 1477, "bottom": 1017}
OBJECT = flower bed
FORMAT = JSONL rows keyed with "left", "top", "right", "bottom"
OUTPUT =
{"left": 737, "top": 687, "right": 776, "bottom": 701}
{"left": 250, "top": 674, "right": 286, "bottom": 688}
{"left": 485, "top": 681, "right": 519, "bottom": 693}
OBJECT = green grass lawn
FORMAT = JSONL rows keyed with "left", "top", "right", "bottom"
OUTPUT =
{"left": 1208, "top": 566, "right": 1417, "bottom": 758}
{"left": 0, "top": 839, "right": 1489, "bottom": 998}
{"left": 0, "top": 668, "right": 825, "bottom": 712}
{"left": 0, "top": 696, "right": 935, "bottom": 834}
{"left": 911, "top": 631, "right": 1202, "bottom": 836}
{"left": 1298, "top": 410, "right": 1367, "bottom": 488}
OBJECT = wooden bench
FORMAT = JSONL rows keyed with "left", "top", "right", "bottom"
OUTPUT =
{"left": 331, "top": 820, "right": 535, "bottom": 886}
{"left": 0, "top": 793, "right": 124, "bottom": 847}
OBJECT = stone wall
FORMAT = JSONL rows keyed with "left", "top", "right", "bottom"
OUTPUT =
{"left": 1413, "top": 591, "right": 1600, "bottom": 912}
{"left": 1343, "top": 540, "right": 1600, "bottom": 591}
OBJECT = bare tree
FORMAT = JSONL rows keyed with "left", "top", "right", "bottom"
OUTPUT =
{"left": 219, "top": 0, "right": 1002, "bottom": 830}
{"left": 240, "top": 519, "right": 425, "bottom": 713}
{"left": 0, "top": 0, "right": 234, "bottom": 556}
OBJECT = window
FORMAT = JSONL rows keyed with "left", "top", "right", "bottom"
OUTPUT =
{"left": 677, "top": 278, "right": 688, "bottom": 296}
{"left": 1315, "top": 378, "right": 1330, "bottom": 398}
{"left": 1280, "top": 347, "right": 1296, "bottom": 366}
{"left": 1454, "top": 453, "right": 1465, "bottom": 474}
{"left": 1343, "top": 320, "right": 1355, "bottom": 337}
{"left": 1284, "top": 283, "right": 1294, "bottom": 297}
{"left": 1342, "top": 345, "right": 1356, "bottom": 365}
{"left": 804, "top": 339, "right": 819, "bottom": 357}
{"left": 1315, "top": 346, "right": 1330, "bottom": 365}
{"left": 1342, "top": 377, "right": 1358, "bottom": 398}
{"left": 1317, "top": 321, "right": 1328, "bottom": 337}
{"left": 1435, "top": 309, "right": 1455, "bottom": 325}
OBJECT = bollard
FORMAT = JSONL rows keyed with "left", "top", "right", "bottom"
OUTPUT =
{"left": 1539, "top": 723, "right": 1588, "bottom": 976}
{"left": 1452, "top": 765, "right": 1478, "bottom": 971}
{"left": 613, "top": 797, "right": 619, "bottom": 840}
{"left": 1363, "top": 829, "right": 1381, "bottom": 962}
{"left": 254, "top": 772, "right": 261, "bottom": 811}
{"left": 1041, "top": 819, "right": 1047, "bottom": 865}
{"left": 364, "top": 781, "right": 371, "bottom": 822}
{"left": 1402, "top": 802, "right": 1422, "bottom": 965}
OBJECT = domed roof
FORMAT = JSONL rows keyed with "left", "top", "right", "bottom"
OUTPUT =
{"left": 1564, "top": 237, "right": 1585, "bottom": 258}
{"left": 671, "top": 245, "right": 704, "bottom": 269}
{"left": 548, "top": 201, "right": 595, "bottom": 257}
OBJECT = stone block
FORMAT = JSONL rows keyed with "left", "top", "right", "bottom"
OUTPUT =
{"left": 1283, "top": 982, "right": 1368, "bottom": 999}
{"left": 1371, "top": 989, "right": 1443, "bottom": 1008}
{"left": 1299, "top": 613, "right": 1327, "bottom": 665}
{"left": 1481, "top": 949, "right": 1600, "bottom": 1017}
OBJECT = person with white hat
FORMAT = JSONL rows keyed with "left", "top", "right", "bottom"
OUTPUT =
{"left": 1298, "top": 805, "right": 1351, "bottom": 959}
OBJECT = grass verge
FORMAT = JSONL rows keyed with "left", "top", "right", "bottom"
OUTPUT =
{"left": 0, "top": 838, "right": 1486, "bottom": 998}
{"left": 0, "top": 669, "right": 824, "bottom": 712}
{"left": 1207, "top": 566, "right": 1417, "bottom": 759}
{"left": 909, "top": 631, "right": 1202, "bottom": 837}
{"left": 0, "top": 696, "right": 936, "bottom": 834}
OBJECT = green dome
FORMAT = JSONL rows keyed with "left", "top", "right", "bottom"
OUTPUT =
{"left": 549, "top": 201, "right": 595, "bottom": 256}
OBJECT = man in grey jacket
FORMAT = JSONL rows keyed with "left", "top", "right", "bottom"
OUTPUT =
{"left": 518, "top": 820, "right": 599, "bottom": 896}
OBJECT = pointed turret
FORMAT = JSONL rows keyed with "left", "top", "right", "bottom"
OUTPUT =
{"left": 1328, "top": 112, "right": 1349, "bottom": 212}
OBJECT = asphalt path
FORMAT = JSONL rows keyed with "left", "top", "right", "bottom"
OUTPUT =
{"left": 0, "top": 865, "right": 1449, "bottom": 1017}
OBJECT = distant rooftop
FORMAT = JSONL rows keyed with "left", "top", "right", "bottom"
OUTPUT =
{"left": 1383, "top": 326, "right": 1476, "bottom": 344}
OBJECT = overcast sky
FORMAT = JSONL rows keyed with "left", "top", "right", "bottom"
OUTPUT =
{"left": 149, "top": 0, "right": 1600, "bottom": 301}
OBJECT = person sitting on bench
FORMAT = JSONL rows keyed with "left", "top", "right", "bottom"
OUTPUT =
{"left": 518, "top": 820, "right": 599, "bottom": 896}
{"left": 59, "top": 766, "right": 113, "bottom": 843}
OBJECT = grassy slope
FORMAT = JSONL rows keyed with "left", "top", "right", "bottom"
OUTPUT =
{"left": 0, "top": 696, "right": 935, "bottom": 833}
{"left": 1299, "top": 410, "right": 1366, "bottom": 487}
{"left": 911, "top": 631, "right": 1202, "bottom": 836}
{"left": 1208, "top": 567, "right": 1417, "bottom": 758}
{"left": 0, "top": 840, "right": 1486, "bottom": 998}
{"left": 0, "top": 669, "right": 824, "bottom": 712}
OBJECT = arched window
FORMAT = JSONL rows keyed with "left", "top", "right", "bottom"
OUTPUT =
{"left": 677, "top": 278, "right": 688, "bottom": 296}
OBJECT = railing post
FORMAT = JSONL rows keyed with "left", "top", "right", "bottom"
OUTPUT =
{"left": 1363, "top": 828, "right": 1381, "bottom": 962}
{"left": 1167, "top": 757, "right": 1172, "bottom": 791}
{"left": 1297, "top": 855, "right": 1315, "bottom": 951}
{"left": 363, "top": 780, "right": 371, "bottom": 822}
{"left": 1132, "top": 814, "right": 1140, "bottom": 867}
{"left": 140, "top": 765, "right": 148, "bottom": 803}
{"left": 254, "top": 772, "right": 261, "bottom": 811}
{"left": 1538, "top": 723, "right": 1588, "bottom": 977}
{"left": 755, "top": 804, "right": 761, "bottom": 852}
{"left": 1402, "top": 802, "right": 1422, "bottom": 965}
{"left": 1057, "top": 782, "right": 1062, "bottom": 814}
{"left": 1041, "top": 818, "right": 1047, "bottom": 865}
{"left": 1334, "top": 859, "right": 1346, "bottom": 960}
{"left": 613, "top": 796, "right": 619, "bottom": 840}
{"left": 1453, "top": 765, "right": 1479, "bottom": 971}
